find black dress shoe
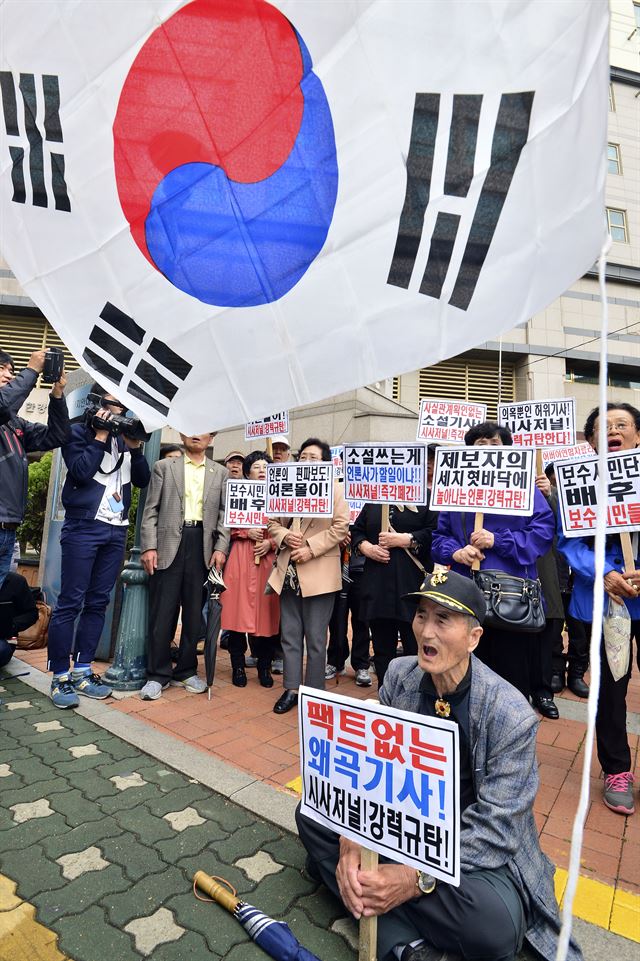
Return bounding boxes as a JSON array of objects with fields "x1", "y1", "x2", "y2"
[
  {"x1": 232, "y1": 667, "x2": 247, "y2": 688},
  {"x1": 273, "y1": 690, "x2": 298, "y2": 714},
  {"x1": 532, "y1": 695, "x2": 559, "y2": 720},
  {"x1": 401, "y1": 942, "x2": 462, "y2": 961},
  {"x1": 258, "y1": 666, "x2": 274, "y2": 688},
  {"x1": 567, "y1": 674, "x2": 589, "y2": 698},
  {"x1": 550, "y1": 672, "x2": 565, "y2": 694}
]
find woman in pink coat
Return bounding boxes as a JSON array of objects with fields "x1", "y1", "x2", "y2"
[{"x1": 221, "y1": 451, "x2": 280, "y2": 688}]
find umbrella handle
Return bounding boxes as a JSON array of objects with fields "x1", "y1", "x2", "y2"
[{"x1": 193, "y1": 872, "x2": 240, "y2": 913}]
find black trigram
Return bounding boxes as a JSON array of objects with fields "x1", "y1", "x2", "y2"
[
  {"x1": 388, "y1": 92, "x2": 534, "y2": 311},
  {"x1": 0, "y1": 71, "x2": 70, "y2": 212},
  {"x1": 83, "y1": 303, "x2": 192, "y2": 416}
]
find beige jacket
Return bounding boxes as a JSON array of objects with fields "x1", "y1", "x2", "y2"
[
  {"x1": 267, "y1": 482, "x2": 350, "y2": 597},
  {"x1": 140, "y1": 456, "x2": 230, "y2": 570}
]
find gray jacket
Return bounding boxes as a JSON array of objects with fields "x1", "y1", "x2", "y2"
[
  {"x1": 380, "y1": 655, "x2": 583, "y2": 961},
  {"x1": 140, "y1": 456, "x2": 230, "y2": 569}
]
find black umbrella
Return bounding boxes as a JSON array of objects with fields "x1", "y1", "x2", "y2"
[
  {"x1": 203, "y1": 567, "x2": 225, "y2": 699},
  {"x1": 194, "y1": 872, "x2": 322, "y2": 961}
]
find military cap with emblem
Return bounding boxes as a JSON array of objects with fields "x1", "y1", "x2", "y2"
[{"x1": 404, "y1": 569, "x2": 487, "y2": 624}]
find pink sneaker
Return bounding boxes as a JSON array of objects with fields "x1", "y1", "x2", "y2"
[{"x1": 603, "y1": 772, "x2": 635, "y2": 815}]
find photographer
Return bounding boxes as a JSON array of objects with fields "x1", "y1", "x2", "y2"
[
  {"x1": 47, "y1": 383, "x2": 150, "y2": 709},
  {"x1": 0, "y1": 347, "x2": 70, "y2": 588}
]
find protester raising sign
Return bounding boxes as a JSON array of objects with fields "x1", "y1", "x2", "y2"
[
  {"x1": 540, "y1": 443, "x2": 594, "y2": 472},
  {"x1": 330, "y1": 446, "x2": 344, "y2": 480},
  {"x1": 224, "y1": 480, "x2": 267, "y2": 528},
  {"x1": 244, "y1": 412, "x2": 289, "y2": 441},
  {"x1": 556, "y1": 450, "x2": 640, "y2": 537},
  {"x1": 431, "y1": 446, "x2": 535, "y2": 515},
  {"x1": 498, "y1": 399, "x2": 576, "y2": 448},
  {"x1": 416, "y1": 400, "x2": 487, "y2": 445},
  {"x1": 299, "y1": 687, "x2": 460, "y2": 885},
  {"x1": 344, "y1": 444, "x2": 426, "y2": 505},
  {"x1": 266, "y1": 463, "x2": 334, "y2": 516}
]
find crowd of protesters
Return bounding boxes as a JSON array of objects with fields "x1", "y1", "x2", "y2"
[{"x1": 0, "y1": 349, "x2": 637, "y2": 821}]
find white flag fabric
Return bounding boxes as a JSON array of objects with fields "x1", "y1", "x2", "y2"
[{"x1": 0, "y1": 0, "x2": 608, "y2": 431}]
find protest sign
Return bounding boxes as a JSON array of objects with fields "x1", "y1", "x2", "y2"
[
  {"x1": 540, "y1": 443, "x2": 594, "y2": 471},
  {"x1": 224, "y1": 480, "x2": 267, "y2": 528},
  {"x1": 498, "y1": 399, "x2": 576, "y2": 448},
  {"x1": 344, "y1": 445, "x2": 426, "y2": 505},
  {"x1": 330, "y1": 446, "x2": 344, "y2": 480},
  {"x1": 431, "y1": 446, "x2": 535, "y2": 515},
  {"x1": 416, "y1": 400, "x2": 487, "y2": 445},
  {"x1": 266, "y1": 463, "x2": 334, "y2": 516},
  {"x1": 556, "y1": 450, "x2": 640, "y2": 538},
  {"x1": 244, "y1": 411, "x2": 289, "y2": 441},
  {"x1": 299, "y1": 686, "x2": 460, "y2": 885},
  {"x1": 348, "y1": 500, "x2": 365, "y2": 525}
]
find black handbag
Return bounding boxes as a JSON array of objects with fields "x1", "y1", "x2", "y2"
[{"x1": 472, "y1": 570, "x2": 545, "y2": 633}]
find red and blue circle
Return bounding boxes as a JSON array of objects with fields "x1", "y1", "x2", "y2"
[{"x1": 113, "y1": 0, "x2": 338, "y2": 307}]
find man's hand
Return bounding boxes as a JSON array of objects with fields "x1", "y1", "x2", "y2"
[
  {"x1": 359, "y1": 864, "x2": 417, "y2": 917},
  {"x1": 535, "y1": 472, "x2": 551, "y2": 496},
  {"x1": 141, "y1": 549, "x2": 157, "y2": 576},
  {"x1": 211, "y1": 550, "x2": 226, "y2": 571},
  {"x1": 336, "y1": 838, "x2": 364, "y2": 918},
  {"x1": 284, "y1": 531, "x2": 304, "y2": 549},
  {"x1": 452, "y1": 545, "x2": 485, "y2": 567},
  {"x1": 27, "y1": 349, "x2": 47, "y2": 374},
  {"x1": 470, "y1": 529, "x2": 494, "y2": 550},
  {"x1": 50, "y1": 367, "x2": 67, "y2": 398},
  {"x1": 378, "y1": 531, "x2": 411, "y2": 550},
  {"x1": 361, "y1": 541, "x2": 390, "y2": 564},
  {"x1": 92, "y1": 407, "x2": 111, "y2": 443},
  {"x1": 291, "y1": 545, "x2": 313, "y2": 564},
  {"x1": 604, "y1": 570, "x2": 637, "y2": 604}
]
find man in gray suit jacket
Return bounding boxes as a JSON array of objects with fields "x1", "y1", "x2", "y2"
[
  {"x1": 139, "y1": 432, "x2": 230, "y2": 700},
  {"x1": 297, "y1": 571, "x2": 583, "y2": 961}
]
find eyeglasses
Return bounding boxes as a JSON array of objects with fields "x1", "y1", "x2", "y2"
[{"x1": 606, "y1": 421, "x2": 635, "y2": 432}]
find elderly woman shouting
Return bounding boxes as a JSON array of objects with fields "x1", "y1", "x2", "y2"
[{"x1": 267, "y1": 438, "x2": 350, "y2": 714}]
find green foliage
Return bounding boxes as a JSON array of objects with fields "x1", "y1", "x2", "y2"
[
  {"x1": 16, "y1": 452, "x2": 52, "y2": 554},
  {"x1": 127, "y1": 485, "x2": 140, "y2": 552}
]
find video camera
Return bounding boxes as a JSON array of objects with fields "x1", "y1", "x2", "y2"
[{"x1": 84, "y1": 393, "x2": 151, "y2": 443}]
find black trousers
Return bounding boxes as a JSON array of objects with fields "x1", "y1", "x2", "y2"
[
  {"x1": 582, "y1": 619, "x2": 639, "y2": 775},
  {"x1": 369, "y1": 618, "x2": 417, "y2": 686},
  {"x1": 147, "y1": 526, "x2": 207, "y2": 684},
  {"x1": 474, "y1": 624, "x2": 538, "y2": 701},
  {"x1": 296, "y1": 807, "x2": 525, "y2": 961},
  {"x1": 327, "y1": 573, "x2": 371, "y2": 672},
  {"x1": 227, "y1": 630, "x2": 275, "y2": 667},
  {"x1": 552, "y1": 594, "x2": 589, "y2": 677},
  {"x1": 529, "y1": 617, "x2": 563, "y2": 699}
]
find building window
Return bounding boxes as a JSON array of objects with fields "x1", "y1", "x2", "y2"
[
  {"x1": 417, "y1": 356, "x2": 515, "y2": 420},
  {"x1": 607, "y1": 208, "x2": 628, "y2": 243},
  {"x1": 608, "y1": 83, "x2": 615, "y2": 111},
  {"x1": 635, "y1": 2, "x2": 640, "y2": 28},
  {"x1": 607, "y1": 143, "x2": 621, "y2": 175},
  {"x1": 0, "y1": 313, "x2": 79, "y2": 386}
]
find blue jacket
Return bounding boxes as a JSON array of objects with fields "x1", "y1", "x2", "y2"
[
  {"x1": 60, "y1": 423, "x2": 150, "y2": 522},
  {"x1": 557, "y1": 530, "x2": 640, "y2": 622},
  {"x1": 432, "y1": 488, "x2": 555, "y2": 579},
  {"x1": 381, "y1": 655, "x2": 583, "y2": 961}
]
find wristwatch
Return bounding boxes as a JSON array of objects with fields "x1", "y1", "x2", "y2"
[{"x1": 416, "y1": 870, "x2": 436, "y2": 895}]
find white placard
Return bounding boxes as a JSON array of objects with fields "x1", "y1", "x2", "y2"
[
  {"x1": 266, "y1": 463, "x2": 334, "y2": 516},
  {"x1": 224, "y1": 480, "x2": 267, "y2": 528},
  {"x1": 244, "y1": 412, "x2": 289, "y2": 441},
  {"x1": 416, "y1": 400, "x2": 487, "y2": 445},
  {"x1": 299, "y1": 686, "x2": 460, "y2": 885},
  {"x1": 498, "y1": 398, "x2": 576, "y2": 448},
  {"x1": 344, "y1": 444, "x2": 426, "y2": 505},
  {"x1": 556, "y1": 450, "x2": 640, "y2": 538},
  {"x1": 540, "y1": 443, "x2": 594, "y2": 471},
  {"x1": 431, "y1": 446, "x2": 535, "y2": 515}
]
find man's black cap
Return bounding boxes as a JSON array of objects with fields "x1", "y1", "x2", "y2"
[{"x1": 405, "y1": 569, "x2": 486, "y2": 623}]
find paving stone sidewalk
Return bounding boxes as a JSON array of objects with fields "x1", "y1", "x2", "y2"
[{"x1": 0, "y1": 676, "x2": 361, "y2": 961}]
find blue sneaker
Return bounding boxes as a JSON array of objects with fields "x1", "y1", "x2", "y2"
[
  {"x1": 51, "y1": 674, "x2": 80, "y2": 709},
  {"x1": 71, "y1": 670, "x2": 112, "y2": 700}
]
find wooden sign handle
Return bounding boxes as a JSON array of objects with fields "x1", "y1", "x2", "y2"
[
  {"x1": 266, "y1": 437, "x2": 273, "y2": 459},
  {"x1": 381, "y1": 504, "x2": 390, "y2": 533},
  {"x1": 536, "y1": 449, "x2": 543, "y2": 476},
  {"x1": 471, "y1": 512, "x2": 484, "y2": 572},
  {"x1": 292, "y1": 517, "x2": 301, "y2": 534},
  {"x1": 620, "y1": 531, "x2": 635, "y2": 574},
  {"x1": 358, "y1": 848, "x2": 378, "y2": 961}
]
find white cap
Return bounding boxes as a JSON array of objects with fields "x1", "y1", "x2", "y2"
[{"x1": 270, "y1": 435, "x2": 290, "y2": 447}]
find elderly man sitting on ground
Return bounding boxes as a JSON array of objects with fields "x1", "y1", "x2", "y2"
[{"x1": 296, "y1": 570, "x2": 582, "y2": 961}]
